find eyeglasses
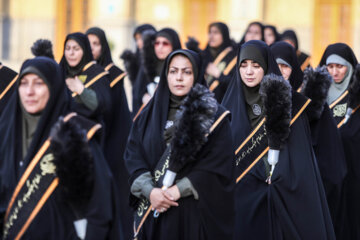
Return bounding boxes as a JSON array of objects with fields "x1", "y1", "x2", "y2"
[{"x1": 154, "y1": 40, "x2": 170, "y2": 47}]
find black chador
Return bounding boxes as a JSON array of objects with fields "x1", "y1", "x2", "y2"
[
  {"x1": 121, "y1": 24, "x2": 156, "y2": 86},
  {"x1": 132, "y1": 28, "x2": 181, "y2": 116},
  {"x1": 281, "y1": 30, "x2": 311, "y2": 71},
  {"x1": 201, "y1": 22, "x2": 237, "y2": 102},
  {"x1": 59, "y1": 32, "x2": 112, "y2": 137},
  {"x1": 124, "y1": 49, "x2": 235, "y2": 240},
  {"x1": 86, "y1": 26, "x2": 133, "y2": 239},
  {"x1": 239, "y1": 21, "x2": 264, "y2": 46},
  {"x1": 222, "y1": 40, "x2": 335, "y2": 240},
  {"x1": 271, "y1": 41, "x2": 347, "y2": 238},
  {"x1": 0, "y1": 57, "x2": 122, "y2": 239},
  {"x1": 319, "y1": 43, "x2": 360, "y2": 239},
  {"x1": 0, "y1": 63, "x2": 17, "y2": 115}
]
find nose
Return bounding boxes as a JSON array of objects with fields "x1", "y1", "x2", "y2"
[
  {"x1": 176, "y1": 71, "x2": 183, "y2": 81},
  {"x1": 25, "y1": 83, "x2": 35, "y2": 95},
  {"x1": 245, "y1": 65, "x2": 253, "y2": 75}
]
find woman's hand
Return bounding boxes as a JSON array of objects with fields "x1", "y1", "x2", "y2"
[
  {"x1": 150, "y1": 188, "x2": 178, "y2": 213},
  {"x1": 206, "y1": 63, "x2": 221, "y2": 78},
  {"x1": 165, "y1": 185, "x2": 180, "y2": 201},
  {"x1": 66, "y1": 76, "x2": 85, "y2": 95}
]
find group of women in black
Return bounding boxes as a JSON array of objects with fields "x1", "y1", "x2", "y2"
[{"x1": 0, "y1": 20, "x2": 359, "y2": 240}]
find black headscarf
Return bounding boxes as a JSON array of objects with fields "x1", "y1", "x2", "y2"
[
  {"x1": 281, "y1": 29, "x2": 299, "y2": 51},
  {"x1": 156, "y1": 28, "x2": 182, "y2": 51},
  {"x1": 270, "y1": 41, "x2": 304, "y2": 89},
  {"x1": 125, "y1": 49, "x2": 205, "y2": 182},
  {"x1": 222, "y1": 40, "x2": 281, "y2": 147},
  {"x1": 319, "y1": 43, "x2": 358, "y2": 68},
  {"x1": 207, "y1": 22, "x2": 232, "y2": 52},
  {"x1": 239, "y1": 22, "x2": 265, "y2": 45},
  {"x1": 133, "y1": 24, "x2": 156, "y2": 39},
  {"x1": 59, "y1": 32, "x2": 94, "y2": 78},
  {"x1": 86, "y1": 27, "x2": 113, "y2": 66},
  {"x1": 264, "y1": 24, "x2": 280, "y2": 44},
  {"x1": 0, "y1": 57, "x2": 69, "y2": 214}
]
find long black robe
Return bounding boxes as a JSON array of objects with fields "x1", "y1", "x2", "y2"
[
  {"x1": 0, "y1": 57, "x2": 122, "y2": 239},
  {"x1": 86, "y1": 27, "x2": 133, "y2": 239},
  {"x1": 0, "y1": 64, "x2": 17, "y2": 115},
  {"x1": 125, "y1": 49, "x2": 235, "y2": 240},
  {"x1": 201, "y1": 22, "x2": 237, "y2": 102},
  {"x1": 271, "y1": 41, "x2": 347, "y2": 238},
  {"x1": 59, "y1": 33, "x2": 112, "y2": 144},
  {"x1": 132, "y1": 28, "x2": 181, "y2": 116},
  {"x1": 222, "y1": 40, "x2": 335, "y2": 240},
  {"x1": 319, "y1": 43, "x2": 360, "y2": 239}
]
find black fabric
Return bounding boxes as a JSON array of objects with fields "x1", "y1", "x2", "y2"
[
  {"x1": 281, "y1": 30, "x2": 299, "y2": 50},
  {"x1": 59, "y1": 32, "x2": 94, "y2": 78},
  {"x1": 0, "y1": 65, "x2": 17, "y2": 115},
  {"x1": 86, "y1": 27, "x2": 113, "y2": 66},
  {"x1": 222, "y1": 40, "x2": 336, "y2": 240},
  {"x1": 270, "y1": 41, "x2": 304, "y2": 90},
  {"x1": 86, "y1": 26, "x2": 133, "y2": 239},
  {"x1": 264, "y1": 25, "x2": 280, "y2": 44},
  {"x1": 133, "y1": 24, "x2": 156, "y2": 39},
  {"x1": 319, "y1": 43, "x2": 358, "y2": 69},
  {"x1": 340, "y1": 108, "x2": 360, "y2": 239},
  {"x1": 59, "y1": 32, "x2": 112, "y2": 127},
  {"x1": 0, "y1": 57, "x2": 122, "y2": 239},
  {"x1": 200, "y1": 22, "x2": 237, "y2": 103},
  {"x1": 132, "y1": 28, "x2": 181, "y2": 115},
  {"x1": 239, "y1": 22, "x2": 264, "y2": 45},
  {"x1": 124, "y1": 49, "x2": 234, "y2": 239}
]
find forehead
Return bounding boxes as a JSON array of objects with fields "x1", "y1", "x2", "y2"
[
  {"x1": 156, "y1": 36, "x2": 170, "y2": 42},
  {"x1": 21, "y1": 73, "x2": 42, "y2": 81},
  {"x1": 249, "y1": 24, "x2": 261, "y2": 31},
  {"x1": 66, "y1": 39, "x2": 81, "y2": 47},
  {"x1": 87, "y1": 34, "x2": 100, "y2": 42},
  {"x1": 169, "y1": 55, "x2": 192, "y2": 68}
]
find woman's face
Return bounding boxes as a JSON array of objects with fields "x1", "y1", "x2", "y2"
[
  {"x1": 155, "y1": 36, "x2": 173, "y2": 60},
  {"x1": 135, "y1": 33, "x2": 144, "y2": 49},
  {"x1": 64, "y1": 39, "x2": 84, "y2": 67},
  {"x1": 245, "y1": 24, "x2": 262, "y2": 42},
  {"x1": 167, "y1": 55, "x2": 195, "y2": 97},
  {"x1": 239, "y1": 59, "x2": 265, "y2": 87},
  {"x1": 327, "y1": 63, "x2": 348, "y2": 83},
  {"x1": 208, "y1": 26, "x2": 223, "y2": 48},
  {"x1": 19, "y1": 73, "x2": 50, "y2": 114},
  {"x1": 87, "y1": 34, "x2": 102, "y2": 61},
  {"x1": 264, "y1": 28, "x2": 275, "y2": 45},
  {"x1": 278, "y1": 63, "x2": 292, "y2": 80}
]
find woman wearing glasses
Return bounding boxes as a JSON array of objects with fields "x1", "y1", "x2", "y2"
[{"x1": 132, "y1": 28, "x2": 181, "y2": 117}]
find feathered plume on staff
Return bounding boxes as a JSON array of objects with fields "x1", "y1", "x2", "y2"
[
  {"x1": 154, "y1": 83, "x2": 218, "y2": 217},
  {"x1": 260, "y1": 74, "x2": 292, "y2": 183}
]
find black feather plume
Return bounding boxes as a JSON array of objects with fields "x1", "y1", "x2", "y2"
[
  {"x1": 169, "y1": 84, "x2": 218, "y2": 172},
  {"x1": 141, "y1": 29, "x2": 158, "y2": 82},
  {"x1": 50, "y1": 117, "x2": 94, "y2": 209},
  {"x1": 120, "y1": 49, "x2": 139, "y2": 84},
  {"x1": 31, "y1": 39, "x2": 54, "y2": 59},
  {"x1": 302, "y1": 66, "x2": 332, "y2": 121},
  {"x1": 260, "y1": 74, "x2": 292, "y2": 149},
  {"x1": 185, "y1": 37, "x2": 201, "y2": 53},
  {"x1": 348, "y1": 64, "x2": 360, "y2": 109}
]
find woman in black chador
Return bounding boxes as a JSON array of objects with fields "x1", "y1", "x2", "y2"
[
  {"x1": 86, "y1": 26, "x2": 133, "y2": 239},
  {"x1": 200, "y1": 22, "x2": 237, "y2": 102},
  {"x1": 120, "y1": 24, "x2": 156, "y2": 87},
  {"x1": 132, "y1": 28, "x2": 181, "y2": 117},
  {"x1": 124, "y1": 49, "x2": 235, "y2": 240},
  {"x1": 0, "y1": 62, "x2": 17, "y2": 115},
  {"x1": 319, "y1": 43, "x2": 360, "y2": 239},
  {"x1": 239, "y1": 21, "x2": 264, "y2": 45},
  {"x1": 281, "y1": 29, "x2": 311, "y2": 71},
  {"x1": 222, "y1": 40, "x2": 335, "y2": 240},
  {"x1": 271, "y1": 41, "x2": 347, "y2": 238},
  {"x1": 264, "y1": 25, "x2": 280, "y2": 46},
  {"x1": 59, "y1": 32, "x2": 112, "y2": 137},
  {"x1": 0, "y1": 57, "x2": 122, "y2": 239}
]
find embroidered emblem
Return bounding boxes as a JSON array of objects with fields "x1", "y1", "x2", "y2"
[
  {"x1": 333, "y1": 103, "x2": 347, "y2": 117},
  {"x1": 252, "y1": 104, "x2": 262, "y2": 116},
  {"x1": 78, "y1": 75, "x2": 87, "y2": 83}
]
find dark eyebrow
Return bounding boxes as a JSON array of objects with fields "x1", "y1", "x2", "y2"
[{"x1": 169, "y1": 66, "x2": 192, "y2": 70}]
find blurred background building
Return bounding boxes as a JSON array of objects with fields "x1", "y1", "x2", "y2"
[{"x1": 1, "y1": 0, "x2": 359, "y2": 71}]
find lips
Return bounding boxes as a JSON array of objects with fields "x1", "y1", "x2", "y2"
[
  {"x1": 174, "y1": 85, "x2": 184, "y2": 89},
  {"x1": 25, "y1": 100, "x2": 38, "y2": 105},
  {"x1": 245, "y1": 78, "x2": 255, "y2": 82}
]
